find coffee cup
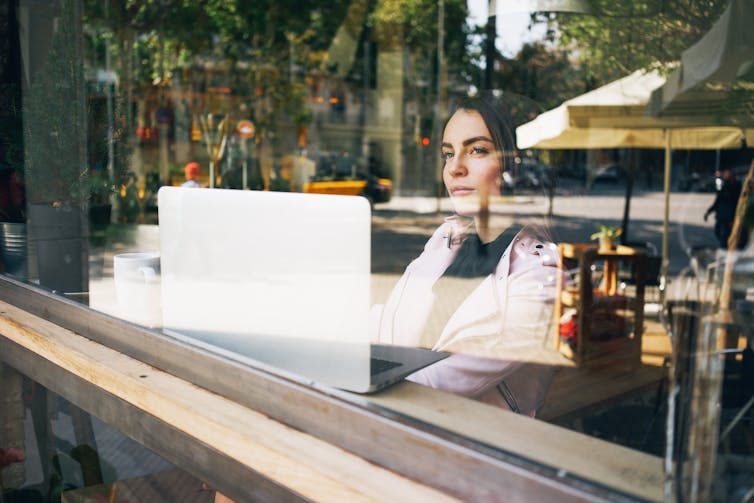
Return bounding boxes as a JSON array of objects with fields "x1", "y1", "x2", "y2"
[{"x1": 114, "y1": 252, "x2": 161, "y2": 327}]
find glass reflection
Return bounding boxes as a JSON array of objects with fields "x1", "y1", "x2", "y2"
[
  {"x1": 1, "y1": 0, "x2": 753, "y2": 499},
  {"x1": 0, "y1": 367, "x2": 208, "y2": 503},
  {"x1": 373, "y1": 94, "x2": 560, "y2": 416}
]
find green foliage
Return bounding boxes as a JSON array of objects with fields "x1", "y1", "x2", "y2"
[
  {"x1": 82, "y1": 0, "x2": 356, "y2": 155},
  {"x1": 88, "y1": 168, "x2": 116, "y2": 205},
  {"x1": 494, "y1": 41, "x2": 587, "y2": 118},
  {"x1": 23, "y1": 0, "x2": 89, "y2": 206},
  {"x1": 366, "y1": 0, "x2": 471, "y2": 85},
  {"x1": 367, "y1": 0, "x2": 468, "y2": 50},
  {"x1": 539, "y1": 1, "x2": 729, "y2": 86},
  {"x1": 590, "y1": 224, "x2": 622, "y2": 240},
  {"x1": 79, "y1": 0, "x2": 479, "y2": 188}
]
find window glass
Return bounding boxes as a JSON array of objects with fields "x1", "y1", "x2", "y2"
[
  {"x1": 0, "y1": 365, "x2": 213, "y2": 503},
  {"x1": 1, "y1": 0, "x2": 753, "y2": 499}
]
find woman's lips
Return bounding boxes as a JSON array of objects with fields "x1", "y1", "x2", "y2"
[{"x1": 450, "y1": 187, "x2": 475, "y2": 197}]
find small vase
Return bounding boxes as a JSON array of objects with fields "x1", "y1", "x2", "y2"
[{"x1": 599, "y1": 236, "x2": 613, "y2": 252}]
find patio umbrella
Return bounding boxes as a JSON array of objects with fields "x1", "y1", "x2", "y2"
[
  {"x1": 648, "y1": 0, "x2": 754, "y2": 129},
  {"x1": 643, "y1": 3, "x2": 754, "y2": 496},
  {"x1": 646, "y1": 0, "x2": 754, "y2": 287},
  {"x1": 515, "y1": 69, "x2": 751, "y2": 293},
  {"x1": 517, "y1": 70, "x2": 746, "y2": 150}
]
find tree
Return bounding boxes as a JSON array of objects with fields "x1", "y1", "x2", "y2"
[
  {"x1": 82, "y1": 0, "x2": 354, "y2": 187},
  {"x1": 25, "y1": 0, "x2": 88, "y2": 207},
  {"x1": 364, "y1": 0, "x2": 472, "y2": 191},
  {"x1": 495, "y1": 41, "x2": 586, "y2": 119},
  {"x1": 525, "y1": 2, "x2": 733, "y2": 239},
  {"x1": 537, "y1": 1, "x2": 730, "y2": 86},
  {"x1": 80, "y1": 0, "x2": 479, "y2": 195}
]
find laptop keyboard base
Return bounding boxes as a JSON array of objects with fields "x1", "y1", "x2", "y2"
[{"x1": 370, "y1": 357, "x2": 401, "y2": 376}]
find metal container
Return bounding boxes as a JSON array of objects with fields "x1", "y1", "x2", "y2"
[{"x1": 0, "y1": 221, "x2": 27, "y2": 278}]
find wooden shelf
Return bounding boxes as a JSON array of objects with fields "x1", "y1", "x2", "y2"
[
  {"x1": 555, "y1": 243, "x2": 648, "y2": 367},
  {"x1": 560, "y1": 289, "x2": 580, "y2": 306}
]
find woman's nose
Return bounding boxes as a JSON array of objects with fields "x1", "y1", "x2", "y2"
[{"x1": 446, "y1": 156, "x2": 467, "y2": 177}]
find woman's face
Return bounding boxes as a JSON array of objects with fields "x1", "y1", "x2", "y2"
[{"x1": 441, "y1": 109, "x2": 502, "y2": 217}]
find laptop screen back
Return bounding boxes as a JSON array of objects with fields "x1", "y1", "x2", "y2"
[{"x1": 158, "y1": 187, "x2": 372, "y2": 391}]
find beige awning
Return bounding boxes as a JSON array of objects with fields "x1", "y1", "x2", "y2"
[
  {"x1": 517, "y1": 69, "x2": 749, "y2": 150},
  {"x1": 515, "y1": 68, "x2": 751, "y2": 301}
]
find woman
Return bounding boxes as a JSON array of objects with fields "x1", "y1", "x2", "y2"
[{"x1": 372, "y1": 94, "x2": 561, "y2": 417}]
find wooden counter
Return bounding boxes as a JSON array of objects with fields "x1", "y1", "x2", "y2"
[{"x1": 0, "y1": 286, "x2": 665, "y2": 502}]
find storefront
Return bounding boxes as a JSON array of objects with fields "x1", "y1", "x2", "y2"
[{"x1": 1, "y1": 0, "x2": 752, "y2": 501}]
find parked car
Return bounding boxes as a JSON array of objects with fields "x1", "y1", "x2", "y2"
[
  {"x1": 678, "y1": 171, "x2": 717, "y2": 192},
  {"x1": 591, "y1": 164, "x2": 625, "y2": 184},
  {"x1": 503, "y1": 159, "x2": 545, "y2": 191},
  {"x1": 303, "y1": 172, "x2": 392, "y2": 205}
]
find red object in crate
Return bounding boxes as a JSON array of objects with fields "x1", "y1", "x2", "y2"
[{"x1": 559, "y1": 293, "x2": 628, "y2": 348}]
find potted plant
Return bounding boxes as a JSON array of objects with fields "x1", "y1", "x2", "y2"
[
  {"x1": 88, "y1": 166, "x2": 117, "y2": 227},
  {"x1": 590, "y1": 224, "x2": 622, "y2": 252},
  {"x1": 21, "y1": 0, "x2": 91, "y2": 293}
]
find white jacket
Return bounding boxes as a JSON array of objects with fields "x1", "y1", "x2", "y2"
[{"x1": 372, "y1": 215, "x2": 561, "y2": 416}]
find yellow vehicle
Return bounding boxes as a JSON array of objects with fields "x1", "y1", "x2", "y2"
[{"x1": 303, "y1": 173, "x2": 392, "y2": 204}]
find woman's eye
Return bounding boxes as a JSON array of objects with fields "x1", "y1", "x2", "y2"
[
  {"x1": 470, "y1": 146, "x2": 489, "y2": 155},
  {"x1": 441, "y1": 151, "x2": 453, "y2": 161}
]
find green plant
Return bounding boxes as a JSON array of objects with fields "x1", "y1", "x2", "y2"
[
  {"x1": 22, "y1": 0, "x2": 87, "y2": 207},
  {"x1": 88, "y1": 169, "x2": 117, "y2": 205},
  {"x1": 590, "y1": 224, "x2": 622, "y2": 241}
]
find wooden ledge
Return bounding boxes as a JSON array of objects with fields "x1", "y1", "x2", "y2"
[
  {"x1": 0, "y1": 298, "x2": 664, "y2": 502},
  {"x1": 0, "y1": 300, "x2": 455, "y2": 502},
  {"x1": 367, "y1": 382, "x2": 663, "y2": 501}
]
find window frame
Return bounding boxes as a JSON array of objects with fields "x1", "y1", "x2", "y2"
[{"x1": 0, "y1": 274, "x2": 663, "y2": 501}]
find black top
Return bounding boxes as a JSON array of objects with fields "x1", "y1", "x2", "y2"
[
  {"x1": 422, "y1": 225, "x2": 521, "y2": 346},
  {"x1": 441, "y1": 225, "x2": 521, "y2": 280},
  {"x1": 708, "y1": 178, "x2": 742, "y2": 222}
]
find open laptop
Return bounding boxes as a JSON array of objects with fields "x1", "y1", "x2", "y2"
[{"x1": 157, "y1": 186, "x2": 448, "y2": 393}]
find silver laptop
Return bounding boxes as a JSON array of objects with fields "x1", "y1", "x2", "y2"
[{"x1": 157, "y1": 186, "x2": 447, "y2": 393}]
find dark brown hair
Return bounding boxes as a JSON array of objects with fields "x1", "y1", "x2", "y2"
[{"x1": 446, "y1": 92, "x2": 515, "y2": 173}]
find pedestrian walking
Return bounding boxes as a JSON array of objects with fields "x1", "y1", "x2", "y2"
[{"x1": 705, "y1": 168, "x2": 748, "y2": 249}]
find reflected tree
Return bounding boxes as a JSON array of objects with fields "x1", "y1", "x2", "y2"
[
  {"x1": 80, "y1": 0, "x2": 484, "y2": 197},
  {"x1": 538, "y1": 1, "x2": 729, "y2": 86}
]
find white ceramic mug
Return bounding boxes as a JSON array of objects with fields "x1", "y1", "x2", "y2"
[{"x1": 114, "y1": 252, "x2": 161, "y2": 327}]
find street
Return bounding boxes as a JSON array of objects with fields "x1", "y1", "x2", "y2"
[
  {"x1": 86, "y1": 188, "x2": 724, "y2": 310},
  {"x1": 372, "y1": 188, "x2": 720, "y2": 276}
]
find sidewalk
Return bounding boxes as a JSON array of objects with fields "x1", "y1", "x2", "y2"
[
  {"x1": 374, "y1": 194, "x2": 691, "y2": 276},
  {"x1": 89, "y1": 193, "x2": 697, "y2": 304},
  {"x1": 374, "y1": 194, "x2": 540, "y2": 213}
]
